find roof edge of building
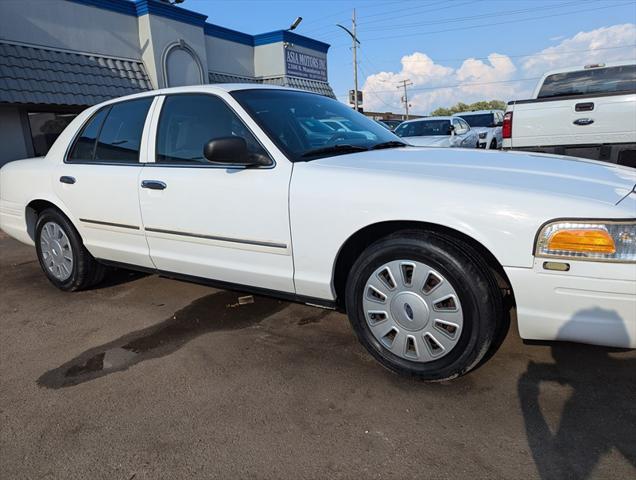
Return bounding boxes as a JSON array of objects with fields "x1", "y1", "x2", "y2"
[{"x1": 67, "y1": 0, "x2": 330, "y2": 52}]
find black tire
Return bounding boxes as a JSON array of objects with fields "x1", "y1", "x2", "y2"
[
  {"x1": 345, "y1": 230, "x2": 503, "y2": 381},
  {"x1": 35, "y1": 208, "x2": 105, "y2": 291},
  {"x1": 489, "y1": 139, "x2": 498, "y2": 150}
]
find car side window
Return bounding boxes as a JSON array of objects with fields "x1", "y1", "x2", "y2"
[
  {"x1": 156, "y1": 94, "x2": 271, "y2": 165},
  {"x1": 67, "y1": 97, "x2": 152, "y2": 164},
  {"x1": 94, "y1": 98, "x2": 153, "y2": 164},
  {"x1": 67, "y1": 108, "x2": 109, "y2": 162}
]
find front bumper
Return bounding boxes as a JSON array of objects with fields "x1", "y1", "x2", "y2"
[{"x1": 505, "y1": 259, "x2": 636, "y2": 348}]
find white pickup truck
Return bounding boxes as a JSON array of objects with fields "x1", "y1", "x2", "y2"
[{"x1": 502, "y1": 62, "x2": 636, "y2": 167}]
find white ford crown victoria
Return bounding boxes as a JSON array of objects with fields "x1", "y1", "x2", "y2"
[{"x1": 1, "y1": 85, "x2": 635, "y2": 381}]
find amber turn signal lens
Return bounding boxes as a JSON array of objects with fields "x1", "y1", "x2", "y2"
[{"x1": 547, "y1": 229, "x2": 616, "y2": 254}]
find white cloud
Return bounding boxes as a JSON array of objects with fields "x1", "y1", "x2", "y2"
[
  {"x1": 359, "y1": 23, "x2": 636, "y2": 115},
  {"x1": 522, "y1": 24, "x2": 636, "y2": 75},
  {"x1": 361, "y1": 53, "x2": 518, "y2": 114}
]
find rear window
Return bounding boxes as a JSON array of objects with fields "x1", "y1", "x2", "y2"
[
  {"x1": 396, "y1": 120, "x2": 451, "y2": 137},
  {"x1": 538, "y1": 65, "x2": 636, "y2": 99},
  {"x1": 456, "y1": 113, "x2": 494, "y2": 128}
]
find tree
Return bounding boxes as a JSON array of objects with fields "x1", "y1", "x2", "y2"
[{"x1": 430, "y1": 100, "x2": 506, "y2": 116}]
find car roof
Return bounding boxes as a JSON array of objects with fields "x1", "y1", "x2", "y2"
[
  {"x1": 87, "y1": 83, "x2": 311, "y2": 108},
  {"x1": 453, "y1": 110, "x2": 502, "y2": 116},
  {"x1": 400, "y1": 116, "x2": 452, "y2": 124}
]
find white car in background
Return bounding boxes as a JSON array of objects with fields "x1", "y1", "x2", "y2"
[
  {"x1": 395, "y1": 116, "x2": 480, "y2": 148},
  {"x1": 453, "y1": 110, "x2": 504, "y2": 149},
  {"x1": 1, "y1": 85, "x2": 635, "y2": 382},
  {"x1": 320, "y1": 118, "x2": 375, "y2": 140}
]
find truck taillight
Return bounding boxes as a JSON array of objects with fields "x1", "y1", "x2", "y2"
[{"x1": 502, "y1": 112, "x2": 513, "y2": 139}]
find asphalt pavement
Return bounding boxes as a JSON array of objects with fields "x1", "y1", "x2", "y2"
[{"x1": 1, "y1": 234, "x2": 634, "y2": 479}]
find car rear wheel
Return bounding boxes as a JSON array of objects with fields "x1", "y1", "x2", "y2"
[
  {"x1": 35, "y1": 208, "x2": 105, "y2": 291},
  {"x1": 345, "y1": 230, "x2": 502, "y2": 381}
]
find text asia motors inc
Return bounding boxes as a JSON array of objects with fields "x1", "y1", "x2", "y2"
[{"x1": 285, "y1": 48, "x2": 328, "y2": 83}]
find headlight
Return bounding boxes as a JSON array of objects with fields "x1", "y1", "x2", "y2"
[
  {"x1": 535, "y1": 220, "x2": 636, "y2": 262},
  {"x1": 478, "y1": 132, "x2": 487, "y2": 139}
]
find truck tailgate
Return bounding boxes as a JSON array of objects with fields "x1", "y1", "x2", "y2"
[{"x1": 509, "y1": 93, "x2": 636, "y2": 148}]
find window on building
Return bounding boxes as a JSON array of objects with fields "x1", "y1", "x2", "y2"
[
  {"x1": 156, "y1": 94, "x2": 270, "y2": 165},
  {"x1": 94, "y1": 98, "x2": 153, "y2": 163},
  {"x1": 27, "y1": 112, "x2": 78, "y2": 157}
]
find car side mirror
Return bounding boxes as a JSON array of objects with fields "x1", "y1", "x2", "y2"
[
  {"x1": 203, "y1": 137, "x2": 268, "y2": 166},
  {"x1": 448, "y1": 125, "x2": 455, "y2": 135}
]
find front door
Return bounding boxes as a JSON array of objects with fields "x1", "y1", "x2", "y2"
[
  {"x1": 53, "y1": 97, "x2": 155, "y2": 268},
  {"x1": 138, "y1": 93, "x2": 294, "y2": 293}
]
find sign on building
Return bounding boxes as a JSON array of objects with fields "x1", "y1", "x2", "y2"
[{"x1": 285, "y1": 48, "x2": 328, "y2": 82}]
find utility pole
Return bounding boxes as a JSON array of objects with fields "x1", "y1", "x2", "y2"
[
  {"x1": 337, "y1": 10, "x2": 361, "y2": 111},
  {"x1": 397, "y1": 79, "x2": 413, "y2": 120},
  {"x1": 352, "y1": 9, "x2": 359, "y2": 112}
]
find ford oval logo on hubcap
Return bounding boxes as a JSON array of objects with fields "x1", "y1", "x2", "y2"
[{"x1": 404, "y1": 303, "x2": 414, "y2": 321}]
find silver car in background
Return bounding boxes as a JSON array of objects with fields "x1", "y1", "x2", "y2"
[
  {"x1": 453, "y1": 110, "x2": 504, "y2": 149},
  {"x1": 395, "y1": 116, "x2": 479, "y2": 148}
]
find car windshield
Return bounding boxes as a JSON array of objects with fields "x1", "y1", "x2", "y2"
[
  {"x1": 456, "y1": 113, "x2": 493, "y2": 128},
  {"x1": 395, "y1": 119, "x2": 451, "y2": 137},
  {"x1": 231, "y1": 89, "x2": 402, "y2": 161}
]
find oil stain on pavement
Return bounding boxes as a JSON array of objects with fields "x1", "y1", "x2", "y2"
[{"x1": 38, "y1": 291, "x2": 288, "y2": 389}]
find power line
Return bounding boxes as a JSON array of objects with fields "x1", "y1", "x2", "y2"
[
  {"x1": 358, "y1": 61, "x2": 397, "y2": 110},
  {"x1": 302, "y1": 0, "x2": 473, "y2": 35},
  {"x1": 382, "y1": 44, "x2": 636, "y2": 64},
  {"x1": 300, "y1": 0, "x2": 411, "y2": 32},
  {"x1": 340, "y1": 76, "x2": 542, "y2": 97},
  {"x1": 360, "y1": 0, "x2": 581, "y2": 32},
  {"x1": 330, "y1": 1, "x2": 634, "y2": 47},
  {"x1": 358, "y1": 0, "x2": 457, "y2": 23}
]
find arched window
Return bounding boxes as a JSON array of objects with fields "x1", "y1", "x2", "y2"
[{"x1": 162, "y1": 40, "x2": 204, "y2": 87}]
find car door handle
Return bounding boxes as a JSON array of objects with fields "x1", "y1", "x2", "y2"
[
  {"x1": 575, "y1": 102, "x2": 594, "y2": 112},
  {"x1": 141, "y1": 180, "x2": 167, "y2": 190},
  {"x1": 573, "y1": 118, "x2": 594, "y2": 126},
  {"x1": 59, "y1": 176, "x2": 76, "y2": 184}
]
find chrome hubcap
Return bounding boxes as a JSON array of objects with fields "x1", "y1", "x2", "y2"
[
  {"x1": 40, "y1": 222, "x2": 73, "y2": 281},
  {"x1": 362, "y1": 260, "x2": 463, "y2": 362}
]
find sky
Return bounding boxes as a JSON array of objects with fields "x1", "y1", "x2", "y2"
[{"x1": 187, "y1": 0, "x2": 636, "y2": 115}]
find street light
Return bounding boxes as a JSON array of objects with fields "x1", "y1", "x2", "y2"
[
  {"x1": 336, "y1": 9, "x2": 360, "y2": 112},
  {"x1": 288, "y1": 17, "x2": 303, "y2": 31}
]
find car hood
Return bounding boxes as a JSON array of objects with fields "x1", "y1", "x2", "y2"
[
  {"x1": 402, "y1": 136, "x2": 451, "y2": 147},
  {"x1": 311, "y1": 147, "x2": 636, "y2": 206}
]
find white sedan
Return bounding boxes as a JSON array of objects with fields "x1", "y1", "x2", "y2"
[
  {"x1": 1, "y1": 85, "x2": 634, "y2": 381},
  {"x1": 395, "y1": 116, "x2": 480, "y2": 148}
]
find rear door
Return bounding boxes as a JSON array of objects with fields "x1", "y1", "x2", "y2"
[
  {"x1": 138, "y1": 93, "x2": 294, "y2": 292},
  {"x1": 54, "y1": 97, "x2": 155, "y2": 267}
]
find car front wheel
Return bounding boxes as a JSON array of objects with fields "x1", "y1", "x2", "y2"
[
  {"x1": 35, "y1": 208, "x2": 105, "y2": 291},
  {"x1": 345, "y1": 231, "x2": 502, "y2": 381}
]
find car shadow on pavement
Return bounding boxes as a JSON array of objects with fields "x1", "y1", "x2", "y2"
[
  {"x1": 517, "y1": 308, "x2": 636, "y2": 479},
  {"x1": 91, "y1": 268, "x2": 150, "y2": 289},
  {"x1": 37, "y1": 290, "x2": 290, "y2": 389}
]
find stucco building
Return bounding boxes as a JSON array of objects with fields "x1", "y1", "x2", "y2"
[{"x1": 0, "y1": 0, "x2": 334, "y2": 165}]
